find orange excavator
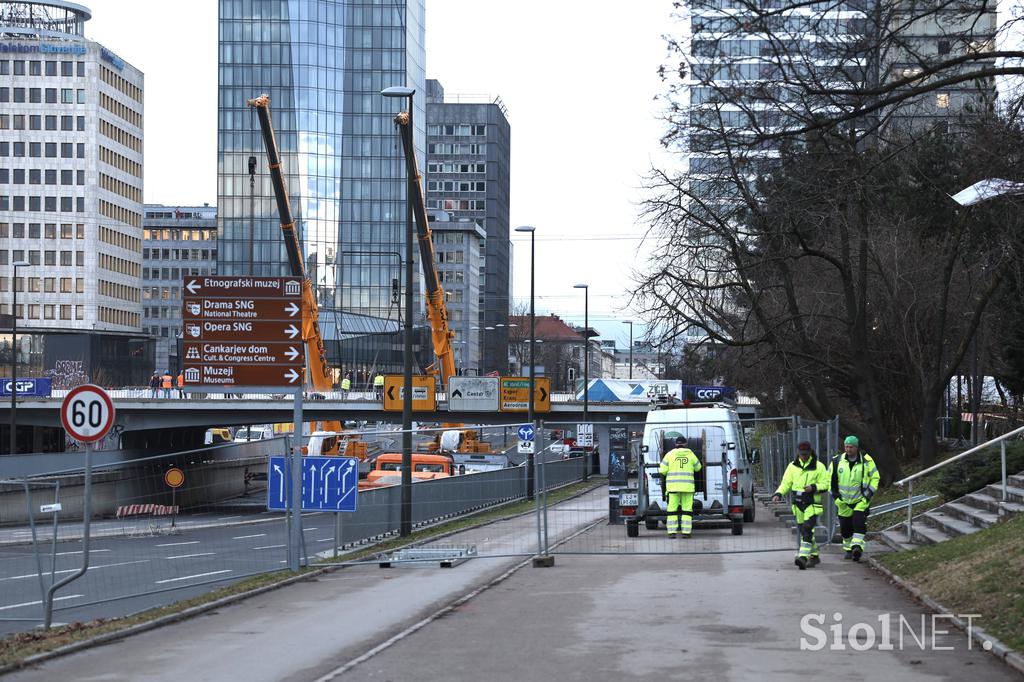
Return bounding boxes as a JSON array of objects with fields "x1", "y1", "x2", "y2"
[{"x1": 247, "y1": 94, "x2": 366, "y2": 460}]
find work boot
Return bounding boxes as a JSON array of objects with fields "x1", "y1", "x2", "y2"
[
  {"x1": 843, "y1": 551, "x2": 852, "y2": 560},
  {"x1": 795, "y1": 556, "x2": 808, "y2": 570},
  {"x1": 680, "y1": 533, "x2": 691, "y2": 539},
  {"x1": 808, "y1": 555, "x2": 821, "y2": 568},
  {"x1": 668, "y1": 533, "x2": 677, "y2": 538},
  {"x1": 851, "y1": 546, "x2": 863, "y2": 562}
]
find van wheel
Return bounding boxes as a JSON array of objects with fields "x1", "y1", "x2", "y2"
[
  {"x1": 743, "y1": 498, "x2": 755, "y2": 523},
  {"x1": 627, "y1": 521, "x2": 639, "y2": 537},
  {"x1": 731, "y1": 521, "x2": 743, "y2": 536},
  {"x1": 645, "y1": 518, "x2": 659, "y2": 531}
]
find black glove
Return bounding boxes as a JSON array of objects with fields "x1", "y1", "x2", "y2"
[{"x1": 799, "y1": 490, "x2": 814, "y2": 507}]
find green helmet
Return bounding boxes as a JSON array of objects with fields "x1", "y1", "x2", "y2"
[{"x1": 844, "y1": 435, "x2": 859, "y2": 447}]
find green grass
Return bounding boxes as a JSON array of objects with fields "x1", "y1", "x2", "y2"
[
  {"x1": 0, "y1": 480, "x2": 603, "y2": 669},
  {"x1": 878, "y1": 514, "x2": 1024, "y2": 651}
]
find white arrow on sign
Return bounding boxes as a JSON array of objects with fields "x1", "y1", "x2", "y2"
[
  {"x1": 285, "y1": 324, "x2": 300, "y2": 339},
  {"x1": 323, "y1": 465, "x2": 336, "y2": 500},
  {"x1": 285, "y1": 346, "x2": 301, "y2": 362},
  {"x1": 186, "y1": 279, "x2": 201, "y2": 294},
  {"x1": 285, "y1": 302, "x2": 300, "y2": 317},
  {"x1": 307, "y1": 462, "x2": 318, "y2": 504},
  {"x1": 273, "y1": 464, "x2": 284, "y2": 502},
  {"x1": 285, "y1": 368, "x2": 300, "y2": 384}
]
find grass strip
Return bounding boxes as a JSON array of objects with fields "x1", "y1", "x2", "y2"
[
  {"x1": 0, "y1": 479, "x2": 602, "y2": 668},
  {"x1": 877, "y1": 514, "x2": 1024, "y2": 652}
]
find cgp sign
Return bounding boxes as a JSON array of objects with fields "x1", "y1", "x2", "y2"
[
  {"x1": 60, "y1": 384, "x2": 115, "y2": 443},
  {"x1": 688, "y1": 386, "x2": 737, "y2": 401},
  {"x1": 1, "y1": 377, "x2": 52, "y2": 397}
]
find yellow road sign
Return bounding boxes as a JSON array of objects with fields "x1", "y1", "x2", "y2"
[
  {"x1": 164, "y1": 467, "x2": 185, "y2": 489},
  {"x1": 499, "y1": 377, "x2": 550, "y2": 413},
  {"x1": 383, "y1": 375, "x2": 437, "y2": 412}
]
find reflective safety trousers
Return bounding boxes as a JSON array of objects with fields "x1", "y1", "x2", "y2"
[{"x1": 659, "y1": 447, "x2": 702, "y2": 493}]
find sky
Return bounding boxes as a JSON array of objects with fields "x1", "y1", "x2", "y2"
[{"x1": 81, "y1": 0, "x2": 678, "y2": 351}]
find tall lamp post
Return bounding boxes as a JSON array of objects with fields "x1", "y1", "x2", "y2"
[
  {"x1": 515, "y1": 225, "x2": 536, "y2": 498},
  {"x1": 382, "y1": 85, "x2": 416, "y2": 536},
  {"x1": 622, "y1": 320, "x2": 633, "y2": 380},
  {"x1": 10, "y1": 260, "x2": 29, "y2": 455},
  {"x1": 573, "y1": 283, "x2": 589, "y2": 478}
]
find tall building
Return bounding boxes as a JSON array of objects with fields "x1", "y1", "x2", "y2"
[
  {"x1": 216, "y1": 0, "x2": 426, "y2": 326},
  {"x1": 0, "y1": 1, "x2": 151, "y2": 396},
  {"x1": 425, "y1": 79, "x2": 511, "y2": 375},
  {"x1": 142, "y1": 204, "x2": 218, "y2": 373},
  {"x1": 427, "y1": 208, "x2": 483, "y2": 371}
]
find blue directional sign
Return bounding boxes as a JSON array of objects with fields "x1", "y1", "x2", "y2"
[
  {"x1": 517, "y1": 424, "x2": 535, "y2": 442},
  {"x1": 267, "y1": 455, "x2": 359, "y2": 512}
]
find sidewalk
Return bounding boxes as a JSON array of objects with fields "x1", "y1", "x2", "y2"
[{"x1": 6, "y1": 491, "x2": 1016, "y2": 682}]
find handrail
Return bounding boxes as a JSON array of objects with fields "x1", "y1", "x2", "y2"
[{"x1": 895, "y1": 423, "x2": 1024, "y2": 486}]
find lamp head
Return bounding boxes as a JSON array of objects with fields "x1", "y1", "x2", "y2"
[
  {"x1": 381, "y1": 86, "x2": 415, "y2": 99},
  {"x1": 514, "y1": 226, "x2": 536, "y2": 233}
]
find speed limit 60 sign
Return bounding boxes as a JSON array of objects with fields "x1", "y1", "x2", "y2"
[{"x1": 60, "y1": 384, "x2": 115, "y2": 443}]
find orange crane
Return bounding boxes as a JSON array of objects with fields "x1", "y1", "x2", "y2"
[{"x1": 247, "y1": 94, "x2": 365, "y2": 459}]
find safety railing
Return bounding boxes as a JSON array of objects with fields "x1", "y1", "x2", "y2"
[{"x1": 895, "y1": 423, "x2": 1024, "y2": 542}]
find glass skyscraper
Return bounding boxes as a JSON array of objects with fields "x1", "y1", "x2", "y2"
[{"x1": 217, "y1": 0, "x2": 426, "y2": 323}]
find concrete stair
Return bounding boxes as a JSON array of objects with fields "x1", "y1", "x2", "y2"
[{"x1": 882, "y1": 469, "x2": 1024, "y2": 550}]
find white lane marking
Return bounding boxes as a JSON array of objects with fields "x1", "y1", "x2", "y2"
[
  {"x1": 316, "y1": 538, "x2": 333, "y2": 542},
  {"x1": 155, "y1": 569, "x2": 232, "y2": 584},
  {"x1": 0, "y1": 560, "x2": 149, "y2": 582},
  {"x1": 252, "y1": 544, "x2": 285, "y2": 550},
  {"x1": 302, "y1": 528, "x2": 318, "y2": 532},
  {"x1": 155, "y1": 541, "x2": 200, "y2": 547},
  {"x1": 55, "y1": 549, "x2": 112, "y2": 556},
  {"x1": 0, "y1": 594, "x2": 83, "y2": 611},
  {"x1": 232, "y1": 533, "x2": 266, "y2": 540},
  {"x1": 165, "y1": 552, "x2": 216, "y2": 560}
]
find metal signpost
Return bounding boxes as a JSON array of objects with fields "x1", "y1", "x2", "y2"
[
  {"x1": 164, "y1": 467, "x2": 185, "y2": 528},
  {"x1": 46, "y1": 385, "x2": 114, "y2": 629}
]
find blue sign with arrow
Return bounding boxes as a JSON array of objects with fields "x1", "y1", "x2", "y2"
[
  {"x1": 517, "y1": 424, "x2": 535, "y2": 442},
  {"x1": 267, "y1": 455, "x2": 359, "y2": 512}
]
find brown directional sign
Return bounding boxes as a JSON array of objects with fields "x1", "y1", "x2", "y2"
[
  {"x1": 183, "y1": 342, "x2": 304, "y2": 366},
  {"x1": 182, "y1": 364, "x2": 304, "y2": 387},
  {"x1": 180, "y1": 276, "x2": 307, "y2": 388},
  {"x1": 183, "y1": 276, "x2": 304, "y2": 299},
  {"x1": 181, "y1": 319, "x2": 302, "y2": 343},
  {"x1": 182, "y1": 297, "x2": 302, "y2": 321}
]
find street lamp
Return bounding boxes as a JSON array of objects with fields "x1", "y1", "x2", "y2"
[
  {"x1": 515, "y1": 225, "x2": 536, "y2": 499},
  {"x1": 382, "y1": 84, "x2": 416, "y2": 537},
  {"x1": 10, "y1": 260, "x2": 29, "y2": 455},
  {"x1": 574, "y1": 283, "x2": 589, "y2": 479},
  {"x1": 622, "y1": 320, "x2": 634, "y2": 380}
]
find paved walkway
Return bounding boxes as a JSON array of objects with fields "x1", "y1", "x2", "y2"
[{"x1": 6, "y1": 491, "x2": 1015, "y2": 682}]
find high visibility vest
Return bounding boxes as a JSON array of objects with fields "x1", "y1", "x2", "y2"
[
  {"x1": 161, "y1": 374, "x2": 172, "y2": 389},
  {"x1": 659, "y1": 447, "x2": 702, "y2": 493},
  {"x1": 341, "y1": 378, "x2": 351, "y2": 391},
  {"x1": 373, "y1": 375, "x2": 385, "y2": 387},
  {"x1": 176, "y1": 374, "x2": 184, "y2": 388},
  {"x1": 829, "y1": 452, "x2": 880, "y2": 504},
  {"x1": 775, "y1": 456, "x2": 829, "y2": 508}
]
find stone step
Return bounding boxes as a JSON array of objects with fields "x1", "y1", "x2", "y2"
[
  {"x1": 959, "y1": 492, "x2": 1024, "y2": 517},
  {"x1": 919, "y1": 511, "x2": 982, "y2": 538},
  {"x1": 982, "y1": 484, "x2": 1024, "y2": 505},
  {"x1": 1008, "y1": 473, "x2": 1024, "y2": 488},
  {"x1": 942, "y1": 501, "x2": 1000, "y2": 529},
  {"x1": 880, "y1": 529, "x2": 919, "y2": 552},
  {"x1": 910, "y1": 523, "x2": 951, "y2": 545}
]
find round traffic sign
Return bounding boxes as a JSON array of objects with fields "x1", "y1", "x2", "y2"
[
  {"x1": 60, "y1": 384, "x2": 115, "y2": 443},
  {"x1": 164, "y1": 467, "x2": 185, "y2": 489}
]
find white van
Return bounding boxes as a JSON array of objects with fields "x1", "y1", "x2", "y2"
[
  {"x1": 622, "y1": 402, "x2": 755, "y2": 536},
  {"x1": 234, "y1": 425, "x2": 275, "y2": 442}
]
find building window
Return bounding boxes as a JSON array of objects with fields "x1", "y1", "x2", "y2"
[
  {"x1": 936, "y1": 93, "x2": 950, "y2": 108},
  {"x1": 61, "y1": 88, "x2": 74, "y2": 104}
]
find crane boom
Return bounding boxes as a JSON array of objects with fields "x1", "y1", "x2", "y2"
[
  {"x1": 246, "y1": 95, "x2": 332, "y2": 392},
  {"x1": 394, "y1": 110, "x2": 458, "y2": 385}
]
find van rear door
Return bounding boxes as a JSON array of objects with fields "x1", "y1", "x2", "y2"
[{"x1": 685, "y1": 425, "x2": 728, "y2": 511}]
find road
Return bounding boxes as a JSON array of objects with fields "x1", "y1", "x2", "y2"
[
  {"x1": 6, "y1": 490, "x2": 1012, "y2": 681},
  {"x1": 0, "y1": 507, "x2": 328, "y2": 636}
]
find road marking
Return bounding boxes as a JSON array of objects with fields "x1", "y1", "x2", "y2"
[
  {"x1": 217, "y1": 516, "x2": 242, "y2": 521},
  {"x1": 55, "y1": 549, "x2": 112, "y2": 556},
  {"x1": 252, "y1": 544, "x2": 285, "y2": 550},
  {"x1": 302, "y1": 527, "x2": 319, "y2": 532},
  {"x1": 316, "y1": 538, "x2": 334, "y2": 542},
  {"x1": 0, "y1": 560, "x2": 149, "y2": 582},
  {"x1": 155, "y1": 541, "x2": 200, "y2": 547},
  {"x1": 165, "y1": 552, "x2": 216, "y2": 560},
  {"x1": 156, "y1": 569, "x2": 232, "y2": 584},
  {"x1": 0, "y1": 594, "x2": 83, "y2": 612},
  {"x1": 232, "y1": 533, "x2": 266, "y2": 540}
]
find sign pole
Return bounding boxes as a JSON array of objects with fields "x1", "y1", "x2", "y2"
[
  {"x1": 289, "y1": 388, "x2": 303, "y2": 571},
  {"x1": 44, "y1": 441, "x2": 91, "y2": 630},
  {"x1": 171, "y1": 486, "x2": 176, "y2": 528}
]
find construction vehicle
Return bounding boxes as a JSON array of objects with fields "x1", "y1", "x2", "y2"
[
  {"x1": 358, "y1": 452, "x2": 454, "y2": 490},
  {"x1": 247, "y1": 94, "x2": 366, "y2": 461},
  {"x1": 390, "y1": 106, "x2": 498, "y2": 459}
]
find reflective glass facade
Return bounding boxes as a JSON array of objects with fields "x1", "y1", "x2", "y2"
[{"x1": 217, "y1": 0, "x2": 426, "y2": 321}]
